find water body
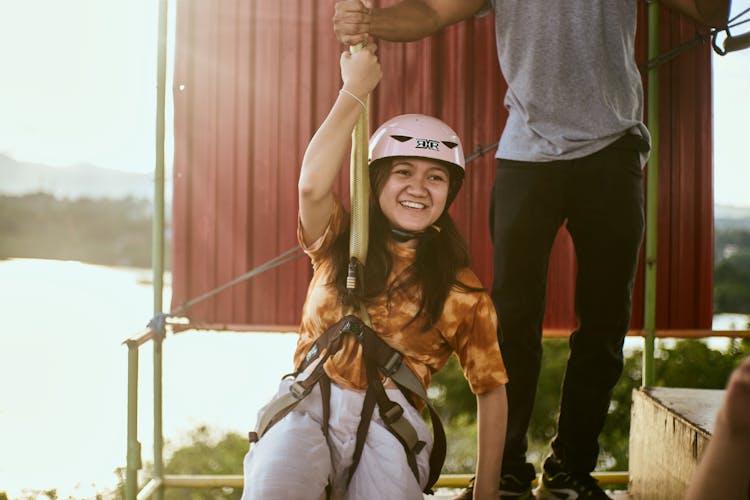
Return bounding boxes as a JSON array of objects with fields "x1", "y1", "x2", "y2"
[{"x1": 0, "y1": 259, "x2": 297, "y2": 498}]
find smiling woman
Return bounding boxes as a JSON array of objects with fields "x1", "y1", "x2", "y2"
[{"x1": 240, "y1": 43, "x2": 509, "y2": 500}]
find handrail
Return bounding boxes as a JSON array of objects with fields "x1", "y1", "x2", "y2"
[
  {"x1": 125, "y1": 324, "x2": 747, "y2": 499},
  {"x1": 129, "y1": 322, "x2": 750, "y2": 340},
  {"x1": 136, "y1": 479, "x2": 162, "y2": 500},
  {"x1": 133, "y1": 471, "x2": 629, "y2": 492}
]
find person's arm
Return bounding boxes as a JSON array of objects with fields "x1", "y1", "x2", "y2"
[
  {"x1": 685, "y1": 356, "x2": 750, "y2": 500},
  {"x1": 473, "y1": 384, "x2": 507, "y2": 500},
  {"x1": 297, "y1": 44, "x2": 382, "y2": 245},
  {"x1": 333, "y1": 0, "x2": 487, "y2": 45},
  {"x1": 660, "y1": 0, "x2": 731, "y2": 28}
]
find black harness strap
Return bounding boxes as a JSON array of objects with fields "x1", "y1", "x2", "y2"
[
  {"x1": 351, "y1": 316, "x2": 446, "y2": 492},
  {"x1": 249, "y1": 319, "x2": 349, "y2": 444},
  {"x1": 364, "y1": 352, "x2": 422, "y2": 479},
  {"x1": 319, "y1": 375, "x2": 333, "y2": 500},
  {"x1": 346, "y1": 383, "x2": 377, "y2": 485}
]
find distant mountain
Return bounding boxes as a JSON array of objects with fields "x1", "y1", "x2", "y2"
[
  {"x1": 716, "y1": 204, "x2": 750, "y2": 231},
  {"x1": 0, "y1": 152, "x2": 746, "y2": 228},
  {"x1": 0, "y1": 153, "x2": 170, "y2": 201}
]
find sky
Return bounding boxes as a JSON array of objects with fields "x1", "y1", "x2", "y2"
[
  {"x1": 0, "y1": 0, "x2": 164, "y2": 173},
  {"x1": 0, "y1": 0, "x2": 747, "y2": 193}
]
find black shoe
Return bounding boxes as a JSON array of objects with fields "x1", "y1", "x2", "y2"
[
  {"x1": 537, "y1": 456, "x2": 611, "y2": 499},
  {"x1": 499, "y1": 472, "x2": 534, "y2": 499},
  {"x1": 450, "y1": 474, "x2": 534, "y2": 500}
]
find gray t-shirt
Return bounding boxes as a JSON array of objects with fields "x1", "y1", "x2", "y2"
[{"x1": 486, "y1": 0, "x2": 650, "y2": 163}]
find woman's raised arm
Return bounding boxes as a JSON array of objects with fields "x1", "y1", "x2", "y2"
[{"x1": 298, "y1": 44, "x2": 382, "y2": 245}]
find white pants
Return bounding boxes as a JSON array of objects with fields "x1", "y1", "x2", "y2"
[{"x1": 241, "y1": 378, "x2": 432, "y2": 500}]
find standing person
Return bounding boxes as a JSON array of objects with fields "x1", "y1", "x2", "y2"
[
  {"x1": 241, "y1": 44, "x2": 509, "y2": 500},
  {"x1": 333, "y1": 1, "x2": 731, "y2": 499}
]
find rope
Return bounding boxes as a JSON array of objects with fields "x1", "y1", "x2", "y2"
[
  {"x1": 714, "y1": 8, "x2": 750, "y2": 55},
  {"x1": 170, "y1": 245, "x2": 305, "y2": 316},
  {"x1": 641, "y1": 6, "x2": 750, "y2": 69},
  {"x1": 347, "y1": 42, "x2": 371, "y2": 295}
]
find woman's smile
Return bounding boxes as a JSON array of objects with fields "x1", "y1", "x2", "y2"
[{"x1": 378, "y1": 157, "x2": 449, "y2": 233}]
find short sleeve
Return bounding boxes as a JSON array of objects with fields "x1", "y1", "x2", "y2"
[
  {"x1": 451, "y1": 291, "x2": 508, "y2": 394},
  {"x1": 297, "y1": 197, "x2": 346, "y2": 264},
  {"x1": 475, "y1": 0, "x2": 493, "y2": 18}
]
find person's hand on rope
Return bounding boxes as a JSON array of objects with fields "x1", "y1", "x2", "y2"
[
  {"x1": 334, "y1": 0, "x2": 372, "y2": 45},
  {"x1": 340, "y1": 42, "x2": 382, "y2": 104}
]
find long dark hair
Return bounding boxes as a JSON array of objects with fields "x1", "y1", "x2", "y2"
[{"x1": 329, "y1": 159, "x2": 482, "y2": 330}]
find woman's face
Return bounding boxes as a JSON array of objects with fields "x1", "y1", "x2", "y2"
[{"x1": 377, "y1": 157, "x2": 450, "y2": 233}]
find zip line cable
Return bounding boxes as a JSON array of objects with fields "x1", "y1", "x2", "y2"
[
  {"x1": 169, "y1": 245, "x2": 306, "y2": 317},
  {"x1": 643, "y1": 7, "x2": 750, "y2": 69}
]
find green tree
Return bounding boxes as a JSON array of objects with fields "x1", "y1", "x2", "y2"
[
  {"x1": 158, "y1": 425, "x2": 247, "y2": 500},
  {"x1": 714, "y1": 228, "x2": 750, "y2": 314},
  {"x1": 0, "y1": 193, "x2": 168, "y2": 269},
  {"x1": 714, "y1": 250, "x2": 750, "y2": 314},
  {"x1": 430, "y1": 339, "x2": 750, "y2": 475}
]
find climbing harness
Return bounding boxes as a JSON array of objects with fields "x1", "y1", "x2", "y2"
[{"x1": 248, "y1": 315, "x2": 447, "y2": 494}]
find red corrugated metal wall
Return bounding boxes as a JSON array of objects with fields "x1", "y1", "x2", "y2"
[{"x1": 171, "y1": 0, "x2": 713, "y2": 332}]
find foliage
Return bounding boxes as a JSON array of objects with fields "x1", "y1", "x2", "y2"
[
  {"x1": 714, "y1": 228, "x2": 750, "y2": 264},
  {"x1": 714, "y1": 249, "x2": 750, "y2": 314},
  {"x1": 158, "y1": 425, "x2": 247, "y2": 500},
  {"x1": 714, "y1": 228, "x2": 750, "y2": 314},
  {"x1": 431, "y1": 339, "x2": 750, "y2": 474},
  {"x1": 0, "y1": 193, "x2": 167, "y2": 269}
]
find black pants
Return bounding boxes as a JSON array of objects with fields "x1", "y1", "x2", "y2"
[{"x1": 490, "y1": 135, "x2": 646, "y2": 478}]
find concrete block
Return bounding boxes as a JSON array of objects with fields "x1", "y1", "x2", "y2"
[{"x1": 629, "y1": 387, "x2": 724, "y2": 499}]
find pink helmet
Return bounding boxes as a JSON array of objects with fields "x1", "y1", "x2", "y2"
[{"x1": 369, "y1": 114, "x2": 465, "y2": 172}]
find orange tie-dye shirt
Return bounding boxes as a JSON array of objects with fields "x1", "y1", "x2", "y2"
[{"x1": 294, "y1": 198, "x2": 508, "y2": 395}]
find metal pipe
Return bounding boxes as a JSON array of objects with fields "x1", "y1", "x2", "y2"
[
  {"x1": 152, "y1": 0, "x2": 169, "y2": 497},
  {"x1": 643, "y1": 0, "x2": 660, "y2": 388},
  {"x1": 126, "y1": 342, "x2": 142, "y2": 500},
  {"x1": 153, "y1": 338, "x2": 164, "y2": 500},
  {"x1": 136, "y1": 478, "x2": 162, "y2": 500},
  {"x1": 123, "y1": 328, "x2": 156, "y2": 348},
  {"x1": 163, "y1": 475, "x2": 245, "y2": 488},
  {"x1": 156, "y1": 471, "x2": 630, "y2": 489}
]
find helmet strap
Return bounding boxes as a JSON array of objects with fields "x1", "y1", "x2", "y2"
[{"x1": 389, "y1": 224, "x2": 441, "y2": 242}]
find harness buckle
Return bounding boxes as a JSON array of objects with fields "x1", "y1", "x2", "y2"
[
  {"x1": 382, "y1": 351, "x2": 403, "y2": 376},
  {"x1": 289, "y1": 381, "x2": 311, "y2": 400},
  {"x1": 304, "y1": 344, "x2": 319, "y2": 364},
  {"x1": 380, "y1": 403, "x2": 404, "y2": 424},
  {"x1": 342, "y1": 316, "x2": 363, "y2": 337},
  {"x1": 413, "y1": 440, "x2": 426, "y2": 454}
]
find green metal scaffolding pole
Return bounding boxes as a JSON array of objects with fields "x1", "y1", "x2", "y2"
[
  {"x1": 643, "y1": 1, "x2": 660, "y2": 387},
  {"x1": 125, "y1": 342, "x2": 141, "y2": 500},
  {"x1": 152, "y1": 0, "x2": 169, "y2": 499}
]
